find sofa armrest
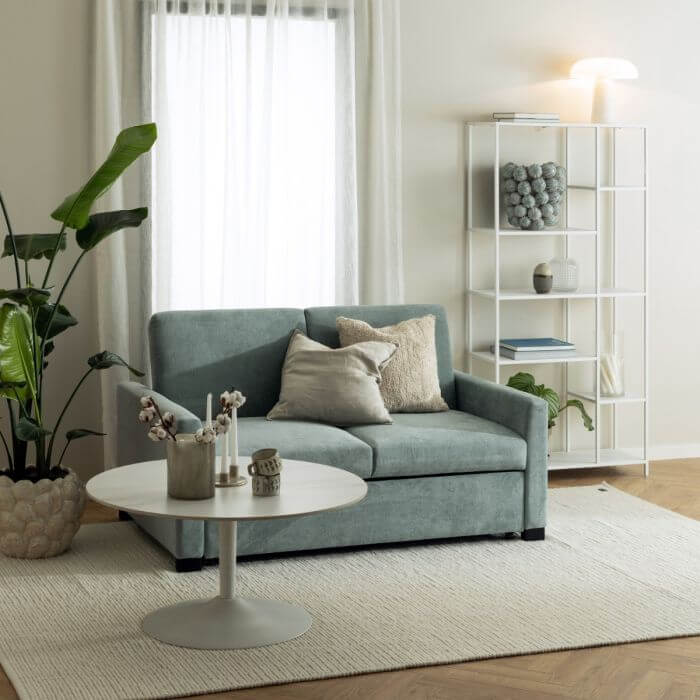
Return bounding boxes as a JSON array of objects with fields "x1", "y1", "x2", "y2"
[
  {"x1": 454, "y1": 371, "x2": 547, "y2": 531},
  {"x1": 116, "y1": 381, "x2": 202, "y2": 467}
]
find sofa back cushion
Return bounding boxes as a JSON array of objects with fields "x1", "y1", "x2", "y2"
[
  {"x1": 304, "y1": 304, "x2": 456, "y2": 408},
  {"x1": 149, "y1": 308, "x2": 306, "y2": 417}
]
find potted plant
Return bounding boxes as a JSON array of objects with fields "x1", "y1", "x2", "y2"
[
  {"x1": 506, "y1": 372, "x2": 594, "y2": 454},
  {"x1": 0, "y1": 123, "x2": 157, "y2": 558}
]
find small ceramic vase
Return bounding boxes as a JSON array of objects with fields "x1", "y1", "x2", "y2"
[
  {"x1": 533, "y1": 262, "x2": 553, "y2": 294},
  {"x1": 550, "y1": 257, "x2": 579, "y2": 292},
  {"x1": 166, "y1": 434, "x2": 215, "y2": 500}
]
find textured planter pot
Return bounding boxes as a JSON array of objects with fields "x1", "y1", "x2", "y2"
[{"x1": 0, "y1": 468, "x2": 86, "y2": 559}]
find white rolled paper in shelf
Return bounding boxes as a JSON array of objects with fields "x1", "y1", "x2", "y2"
[{"x1": 601, "y1": 354, "x2": 623, "y2": 397}]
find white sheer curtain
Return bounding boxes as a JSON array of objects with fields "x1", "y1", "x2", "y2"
[
  {"x1": 151, "y1": 0, "x2": 358, "y2": 311},
  {"x1": 93, "y1": 0, "x2": 152, "y2": 468},
  {"x1": 355, "y1": 0, "x2": 403, "y2": 303},
  {"x1": 150, "y1": 0, "x2": 402, "y2": 312}
]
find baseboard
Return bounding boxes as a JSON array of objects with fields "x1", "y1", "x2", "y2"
[{"x1": 650, "y1": 444, "x2": 700, "y2": 461}]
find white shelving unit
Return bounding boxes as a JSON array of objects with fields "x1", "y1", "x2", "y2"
[{"x1": 465, "y1": 120, "x2": 649, "y2": 475}]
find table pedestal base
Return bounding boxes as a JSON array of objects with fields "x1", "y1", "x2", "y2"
[
  {"x1": 142, "y1": 519, "x2": 311, "y2": 649},
  {"x1": 142, "y1": 596, "x2": 312, "y2": 649}
]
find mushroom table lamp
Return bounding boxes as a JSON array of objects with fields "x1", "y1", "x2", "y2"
[{"x1": 570, "y1": 57, "x2": 638, "y2": 123}]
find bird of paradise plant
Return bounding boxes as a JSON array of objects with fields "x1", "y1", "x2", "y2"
[{"x1": 0, "y1": 123, "x2": 157, "y2": 481}]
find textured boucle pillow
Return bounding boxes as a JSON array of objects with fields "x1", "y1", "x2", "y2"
[
  {"x1": 336, "y1": 315, "x2": 449, "y2": 413},
  {"x1": 267, "y1": 330, "x2": 398, "y2": 426}
]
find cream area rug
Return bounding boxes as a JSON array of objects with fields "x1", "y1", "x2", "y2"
[{"x1": 1, "y1": 484, "x2": 699, "y2": 700}]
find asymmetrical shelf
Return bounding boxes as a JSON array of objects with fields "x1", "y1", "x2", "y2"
[{"x1": 465, "y1": 120, "x2": 649, "y2": 475}]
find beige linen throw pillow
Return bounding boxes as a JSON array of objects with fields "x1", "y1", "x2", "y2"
[
  {"x1": 336, "y1": 315, "x2": 449, "y2": 413},
  {"x1": 267, "y1": 330, "x2": 398, "y2": 426}
]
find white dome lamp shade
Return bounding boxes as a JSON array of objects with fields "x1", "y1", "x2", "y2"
[{"x1": 570, "y1": 57, "x2": 638, "y2": 123}]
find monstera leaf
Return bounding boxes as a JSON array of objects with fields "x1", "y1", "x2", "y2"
[
  {"x1": 51, "y1": 124, "x2": 157, "y2": 230},
  {"x1": 2, "y1": 233, "x2": 66, "y2": 261},
  {"x1": 0, "y1": 303, "x2": 36, "y2": 401},
  {"x1": 76, "y1": 208, "x2": 148, "y2": 251}
]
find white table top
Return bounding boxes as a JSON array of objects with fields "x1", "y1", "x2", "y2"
[{"x1": 87, "y1": 458, "x2": 367, "y2": 522}]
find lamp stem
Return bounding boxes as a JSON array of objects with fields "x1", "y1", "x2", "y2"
[{"x1": 592, "y1": 78, "x2": 614, "y2": 123}]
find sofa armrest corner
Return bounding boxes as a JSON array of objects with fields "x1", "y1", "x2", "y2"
[{"x1": 454, "y1": 370, "x2": 547, "y2": 530}]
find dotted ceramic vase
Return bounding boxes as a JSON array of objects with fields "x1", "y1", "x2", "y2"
[
  {"x1": 550, "y1": 257, "x2": 579, "y2": 292},
  {"x1": 0, "y1": 468, "x2": 87, "y2": 558}
]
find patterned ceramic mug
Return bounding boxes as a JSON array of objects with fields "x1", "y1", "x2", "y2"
[
  {"x1": 251, "y1": 473, "x2": 281, "y2": 497},
  {"x1": 248, "y1": 448, "x2": 282, "y2": 477}
]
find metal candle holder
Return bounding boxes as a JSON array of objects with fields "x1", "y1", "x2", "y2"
[{"x1": 215, "y1": 464, "x2": 247, "y2": 488}]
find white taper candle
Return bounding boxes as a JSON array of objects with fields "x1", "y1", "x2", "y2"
[
  {"x1": 221, "y1": 427, "x2": 229, "y2": 477},
  {"x1": 205, "y1": 392, "x2": 212, "y2": 428},
  {"x1": 230, "y1": 406, "x2": 238, "y2": 467}
]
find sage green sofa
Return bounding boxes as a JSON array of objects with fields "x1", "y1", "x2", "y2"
[{"x1": 116, "y1": 304, "x2": 548, "y2": 571}]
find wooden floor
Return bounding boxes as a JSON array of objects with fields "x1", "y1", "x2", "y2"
[{"x1": 1, "y1": 459, "x2": 699, "y2": 700}]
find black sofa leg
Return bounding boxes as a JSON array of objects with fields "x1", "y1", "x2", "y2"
[
  {"x1": 118, "y1": 510, "x2": 131, "y2": 521},
  {"x1": 522, "y1": 527, "x2": 545, "y2": 541},
  {"x1": 175, "y1": 557, "x2": 204, "y2": 573}
]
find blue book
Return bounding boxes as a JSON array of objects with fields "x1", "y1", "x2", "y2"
[{"x1": 499, "y1": 337, "x2": 574, "y2": 352}]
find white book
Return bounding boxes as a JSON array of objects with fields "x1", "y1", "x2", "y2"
[{"x1": 492, "y1": 112, "x2": 560, "y2": 121}]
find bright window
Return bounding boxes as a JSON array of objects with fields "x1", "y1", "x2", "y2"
[{"x1": 150, "y1": 7, "x2": 353, "y2": 312}]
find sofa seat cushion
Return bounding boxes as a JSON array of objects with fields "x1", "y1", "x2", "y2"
[
  {"x1": 346, "y1": 410, "x2": 526, "y2": 479},
  {"x1": 237, "y1": 417, "x2": 373, "y2": 479}
]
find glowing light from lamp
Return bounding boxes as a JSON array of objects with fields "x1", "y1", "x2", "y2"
[{"x1": 570, "y1": 57, "x2": 638, "y2": 123}]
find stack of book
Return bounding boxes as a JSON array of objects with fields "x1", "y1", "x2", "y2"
[
  {"x1": 491, "y1": 337, "x2": 576, "y2": 360},
  {"x1": 492, "y1": 112, "x2": 560, "y2": 123}
]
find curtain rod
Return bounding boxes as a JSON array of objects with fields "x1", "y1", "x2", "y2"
[{"x1": 157, "y1": 1, "x2": 345, "y2": 17}]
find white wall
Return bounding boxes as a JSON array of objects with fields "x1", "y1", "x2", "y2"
[
  {"x1": 401, "y1": 0, "x2": 700, "y2": 458},
  {"x1": 0, "y1": 0, "x2": 101, "y2": 479}
]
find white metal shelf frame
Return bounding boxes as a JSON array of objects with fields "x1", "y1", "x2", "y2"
[{"x1": 465, "y1": 121, "x2": 649, "y2": 475}]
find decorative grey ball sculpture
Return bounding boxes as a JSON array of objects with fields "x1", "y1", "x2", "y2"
[{"x1": 501, "y1": 161, "x2": 566, "y2": 230}]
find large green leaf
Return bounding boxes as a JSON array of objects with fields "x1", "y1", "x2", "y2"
[
  {"x1": 0, "y1": 287, "x2": 51, "y2": 307},
  {"x1": 561, "y1": 399, "x2": 595, "y2": 431},
  {"x1": 88, "y1": 350, "x2": 144, "y2": 377},
  {"x1": 2, "y1": 233, "x2": 66, "y2": 261},
  {"x1": 536, "y1": 385, "x2": 560, "y2": 425},
  {"x1": 76, "y1": 208, "x2": 148, "y2": 251},
  {"x1": 35, "y1": 302, "x2": 77, "y2": 339},
  {"x1": 65, "y1": 428, "x2": 106, "y2": 441},
  {"x1": 15, "y1": 417, "x2": 51, "y2": 442},
  {"x1": 51, "y1": 123, "x2": 157, "y2": 230},
  {"x1": 506, "y1": 372, "x2": 536, "y2": 394},
  {"x1": 0, "y1": 303, "x2": 36, "y2": 401}
]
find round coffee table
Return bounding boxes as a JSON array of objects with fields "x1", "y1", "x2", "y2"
[{"x1": 86, "y1": 458, "x2": 367, "y2": 650}]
